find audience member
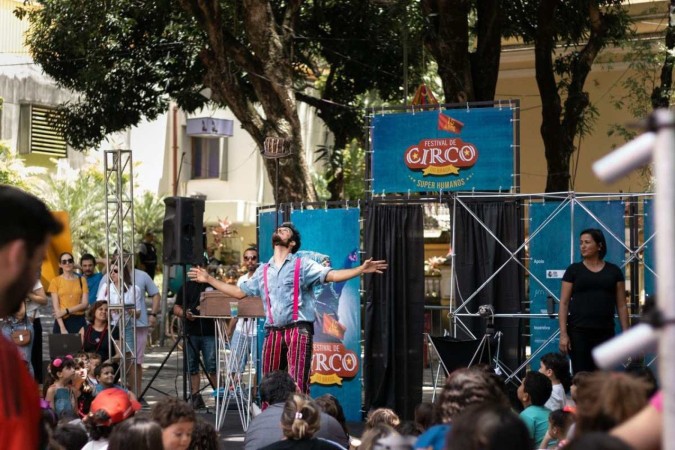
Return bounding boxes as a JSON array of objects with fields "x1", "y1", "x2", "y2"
[
  {"x1": 396, "y1": 420, "x2": 423, "y2": 437},
  {"x1": 151, "y1": 397, "x2": 196, "y2": 450},
  {"x1": 415, "y1": 367, "x2": 509, "y2": 450},
  {"x1": 80, "y1": 253, "x2": 104, "y2": 305},
  {"x1": 26, "y1": 279, "x2": 48, "y2": 383},
  {"x1": 446, "y1": 403, "x2": 532, "y2": 450},
  {"x1": 108, "y1": 417, "x2": 163, "y2": 450},
  {"x1": 539, "y1": 353, "x2": 571, "y2": 411},
  {"x1": 539, "y1": 408, "x2": 575, "y2": 449},
  {"x1": 260, "y1": 393, "x2": 342, "y2": 450},
  {"x1": 564, "y1": 432, "x2": 633, "y2": 450},
  {"x1": 188, "y1": 417, "x2": 220, "y2": 450},
  {"x1": 574, "y1": 371, "x2": 649, "y2": 436},
  {"x1": 517, "y1": 371, "x2": 552, "y2": 448},
  {"x1": 0, "y1": 185, "x2": 62, "y2": 450},
  {"x1": 50, "y1": 423, "x2": 89, "y2": 450},
  {"x1": 315, "y1": 394, "x2": 351, "y2": 444},
  {"x1": 366, "y1": 408, "x2": 401, "y2": 430},
  {"x1": 624, "y1": 362, "x2": 658, "y2": 398},
  {"x1": 1, "y1": 298, "x2": 34, "y2": 375},
  {"x1": 45, "y1": 355, "x2": 79, "y2": 421},
  {"x1": 610, "y1": 390, "x2": 662, "y2": 450},
  {"x1": 80, "y1": 300, "x2": 115, "y2": 363},
  {"x1": 569, "y1": 371, "x2": 590, "y2": 405},
  {"x1": 359, "y1": 425, "x2": 397, "y2": 450},
  {"x1": 50, "y1": 251, "x2": 89, "y2": 334},
  {"x1": 244, "y1": 371, "x2": 349, "y2": 450},
  {"x1": 82, "y1": 387, "x2": 142, "y2": 450},
  {"x1": 413, "y1": 402, "x2": 433, "y2": 432}
]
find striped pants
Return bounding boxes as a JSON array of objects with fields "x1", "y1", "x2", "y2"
[{"x1": 262, "y1": 322, "x2": 313, "y2": 394}]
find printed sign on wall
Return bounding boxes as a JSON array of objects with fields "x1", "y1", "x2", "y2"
[
  {"x1": 290, "y1": 208, "x2": 362, "y2": 421},
  {"x1": 371, "y1": 107, "x2": 515, "y2": 194}
]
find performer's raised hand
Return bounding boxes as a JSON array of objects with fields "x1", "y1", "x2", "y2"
[
  {"x1": 361, "y1": 258, "x2": 388, "y2": 274},
  {"x1": 188, "y1": 266, "x2": 209, "y2": 283}
]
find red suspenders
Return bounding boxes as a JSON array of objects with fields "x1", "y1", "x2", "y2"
[{"x1": 263, "y1": 257, "x2": 302, "y2": 325}]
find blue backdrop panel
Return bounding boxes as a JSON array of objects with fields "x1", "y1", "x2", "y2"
[
  {"x1": 291, "y1": 208, "x2": 362, "y2": 422},
  {"x1": 371, "y1": 108, "x2": 514, "y2": 194},
  {"x1": 529, "y1": 200, "x2": 625, "y2": 369},
  {"x1": 644, "y1": 199, "x2": 656, "y2": 297}
]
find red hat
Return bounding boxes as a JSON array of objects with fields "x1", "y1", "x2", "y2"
[{"x1": 90, "y1": 388, "x2": 141, "y2": 426}]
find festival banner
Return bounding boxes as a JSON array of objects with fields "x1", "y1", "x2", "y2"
[
  {"x1": 643, "y1": 199, "x2": 656, "y2": 298},
  {"x1": 371, "y1": 108, "x2": 515, "y2": 194},
  {"x1": 529, "y1": 200, "x2": 624, "y2": 369},
  {"x1": 290, "y1": 208, "x2": 362, "y2": 422}
]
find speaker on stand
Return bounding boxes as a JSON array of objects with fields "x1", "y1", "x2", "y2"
[{"x1": 142, "y1": 196, "x2": 213, "y2": 404}]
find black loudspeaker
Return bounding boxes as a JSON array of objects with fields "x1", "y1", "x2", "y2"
[{"x1": 163, "y1": 196, "x2": 205, "y2": 265}]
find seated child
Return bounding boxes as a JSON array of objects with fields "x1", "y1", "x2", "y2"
[
  {"x1": 538, "y1": 408, "x2": 575, "y2": 449},
  {"x1": 518, "y1": 371, "x2": 552, "y2": 449},
  {"x1": 539, "y1": 353, "x2": 571, "y2": 411},
  {"x1": 151, "y1": 397, "x2": 196, "y2": 450},
  {"x1": 45, "y1": 355, "x2": 80, "y2": 421},
  {"x1": 93, "y1": 361, "x2": 138, "y2": 402}
]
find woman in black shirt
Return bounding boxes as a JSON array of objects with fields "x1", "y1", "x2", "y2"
[{"x1": 558, "y1": 228, "x2": 629, "y2": 373}]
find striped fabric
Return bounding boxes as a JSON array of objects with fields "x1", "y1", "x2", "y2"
[{"x1": 262, "y1": 324, "x2": 313, "y2": 394}]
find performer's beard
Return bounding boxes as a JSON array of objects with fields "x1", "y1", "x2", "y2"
[{"x1": 272, "y1": 232, "x2": 292, "y2": 249}]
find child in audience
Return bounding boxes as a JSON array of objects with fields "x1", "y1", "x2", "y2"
[
  {"x1": 152, "y1": 397, "x2": 196, "y2": 450},
  {"x1": 45, "y1": 355, "x2": 79, "y2": 421},
  {"x1": 108, "y1": 417, "x2": 163, "y2": 450},
  {"x1": 188, "y1": 417, "x2": 220, "y2": 450},
  {"x1": 518, "y1": 371, "x2": 552, "y2": 449},
  {"x1": 50, "y1": 423, "x2": 89, "y2": 450},
  {"x1": 366, "y1": 408, "x2": 401, "y2": 430},
  {"x1": 538, "y1": 408, "x2": 575, "y2": 449},
  {"x1": 94, "y1": 361, "x2": 139, "y2": 403},
  {"x1": 75, "y1": 358, "x2": 94, "y2": 416},
  {"x1": 86, "y1": 353, "x2": 102, "y2": 388},
  {"x1": 82, "y1": 387, "x2": 142, "y2": 450},
  {"x1": 414, "y1": 402, "x2": 433, "y2": 432},
  {"x1": 447, "y1": 403, "x2": 532, "y2": 450},
  {"x1": 539, "y1": 353, "x2": 571, "y2": 411},
  {"x1": 569, "y1": 371, "x2": 591, "y2": 405}
]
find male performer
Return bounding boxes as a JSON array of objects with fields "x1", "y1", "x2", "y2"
[
  {"x1": 0, "y1": 185, "x2": 63, "y2": 449},
  {"x1": 189, "y1": 222, "x2": 387, "y2": 393}
]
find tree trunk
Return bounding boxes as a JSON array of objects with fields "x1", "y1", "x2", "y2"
[
  {"x1": 422, "y1": 0, "x2": 473, "y2": 102},
  {"x1": 652, "y1": 1, "x2": 675, "y2": 109},
  {"x1": 535, "y1": 0, "x2": 607, "y2": 192},
  {"x1": 470, "y1": 0, "x2": 503, "y2": 101},
  {"x1": 180, "y1": 0, "x2": 316, "y2": 203}
]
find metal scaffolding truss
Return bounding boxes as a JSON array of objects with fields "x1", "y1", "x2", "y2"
[
  {"x1": 103, "y1": 149, "x2": 137, "y2": 390},
  {"x1": 445, "y1": 190, "x2": 655, "y2": 381}
]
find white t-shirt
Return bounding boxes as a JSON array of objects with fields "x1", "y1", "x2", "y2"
[
  {"x1": 544, "y1": 383, "x2": 566, "y2": 411},
  {"x1": 81, "y1": 438, "x2": 108, "y2": 450},
  {"x1": 96, "y1": 281, "x2": 143, "y2": 326},
  {"x1": 99, "y1": 269, "x2": 159, "y2": 327}
]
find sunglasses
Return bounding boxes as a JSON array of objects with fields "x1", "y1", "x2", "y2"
[
  {"x1": 61, "y1": 258, "x2": 74, "y2": 264},
  {"x1": 244, "y1": 256, "x2": 258, "y2": 261},
  {"x1": 112, "y1": 268, "x2": 119, "y2": 273}
]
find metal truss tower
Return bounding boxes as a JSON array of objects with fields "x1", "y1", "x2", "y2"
[{"x1": 103, "y1": 149, "x2": 137, "y2": 391}]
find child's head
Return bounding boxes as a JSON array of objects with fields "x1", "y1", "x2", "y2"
[
  {"x1": 570, "y1": 371, "x2": 592, "y2": 403},
  {"x1": 75, "y1": 351, "x2": 90, "y2": 368},
  {"x1": 49, "y1": 355, "x2": 77, "y2": 382},
  {"x1": 108, "y1": 417, "x2": 163, "y2": 450},
  {"x1": 151, "y1": 397, "x2": 196, "y2": 450},
  {"x1": 539, "y1": 353, "x2": 572, "y2": 391},
  {"x1": 88, "y1": 353, "x2": 102, "y2": 372},
  {"x1": 86, "y1": 388, "x2": 142, "y2": 440},
  {"x1": 548, "y1": 409, "x2": 575, "y2": 440},
  {"x1": 518, "y1": 371, "x2": 552, "y2": 407},
  {"x1": 188, "y1": 417, "x2": 219, "y2": 450},
  {"x1": 414, "y1": 402, "x2": 434, "y2": 431},
  {"x1": 447, "y1": 403, "x2": 532, "y2": 450},
  {"x1": 95, "y1": 362, "x2": 116, "y2": 388},
  {"x1": 366, "y1": 408, "x2": 401, "y2": 430}
]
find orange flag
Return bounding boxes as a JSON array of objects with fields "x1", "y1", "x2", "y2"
[{"x1": 438, "y1": 112, "x2": 464, "y2": 134}]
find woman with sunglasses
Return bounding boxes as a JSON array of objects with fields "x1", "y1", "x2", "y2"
[
  {"x1": 49, "y1": 252, "x2": 89, "y2": 334},
  {"x1": 96, "y1": 263, "x2": 142, "y2": 370}
]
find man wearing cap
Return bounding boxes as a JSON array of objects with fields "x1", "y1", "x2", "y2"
[
  {"x1": 0, "y1": 185, "x2": 63, "y2": 450},
  {"x1": 189, "y1": 222, "x2": 388, "y2": 394}
]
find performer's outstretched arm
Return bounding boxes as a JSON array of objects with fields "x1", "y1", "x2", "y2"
[
  {"x1": 325, "y1": 258, "x2": 387, "y2": 283},
  {"x1": 188, "y1": 267, "x2": 247, "y2": 299}
]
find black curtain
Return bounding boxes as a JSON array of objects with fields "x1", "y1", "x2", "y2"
[
  {"x1": 453, "y1": 199, "x2": 524, "y2": 372},
  {"x1": 364, "y1": 204, "x2": 424, "y2": 421}
]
